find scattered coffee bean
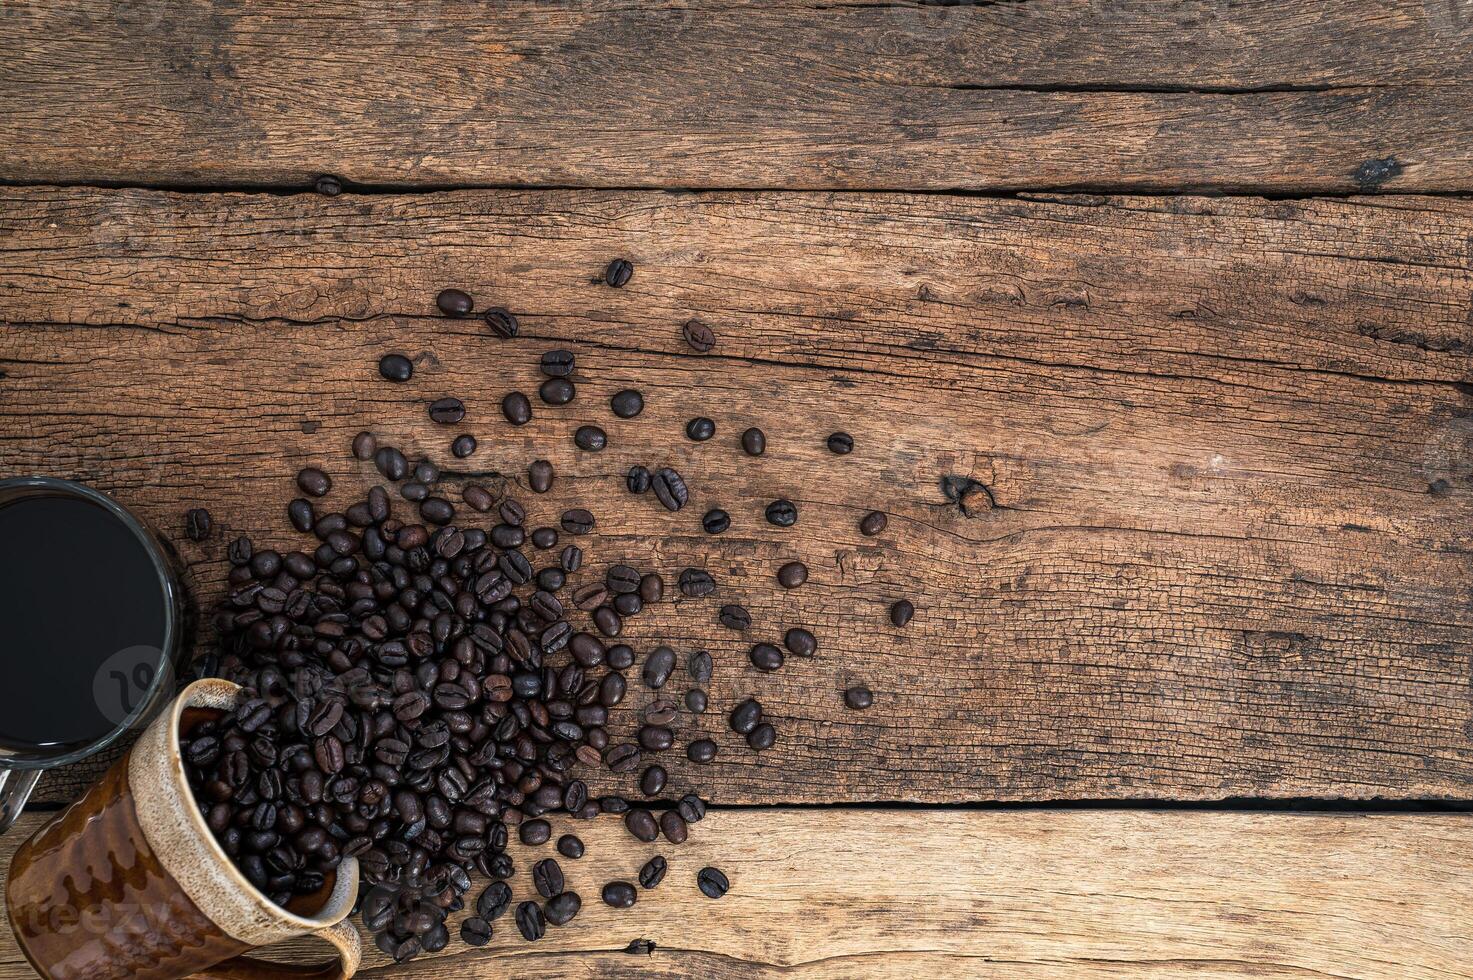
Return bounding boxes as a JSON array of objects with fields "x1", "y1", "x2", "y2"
[
  {"x1": 451, "y1": 434, "x2": 477, "y2": 458},
  {"x1": 605, "y1": 259, "x2": 633, "y2": 288},
  {"x1": 682, "y1": 319, "x2": 715, "y2": 352},
  {"x1": 601, "y1": 881, "x2": 637, "y2": 908},
  {"x1": 515, "y1": 901, "x2": 546, "y2": 941},
  {"x1": 531, "y1": 526, "x2": 559, "y2": 549},
  {"x1": 378, "y1": 353, "x2": 414, "y2": 382},
  {"x1": 860, "y1": 510, "x2": 888, "y2": 536},
  {"x1": 315, "y1": 174, "x2": 342, "y2": 196},
  {"x1": 702, "y1": 508, "x2": 730, "y2": 534},
  {"x1": 561, "y1": 544, "x2": 583, "y2": 572},
  {"x1": 463, "y1": 484, "x2": 496, "y2": 511},
  {"x1": 574, "y1": 426, "x2": 607, "y2": 452},
  {"x1": 545, "y1": 891, "x2": 581, "y2": 926},
  {"x1": 436, "y1": 288, "x2": 474, "y2": 316},
  {"x1": 540, "y1": 349, "x2": 576, "y2": 378},
  {"x1": 533, "y1": 858, "x2": 565, "y2": 898},
  {"x1": 374, "y1": 445, "x2": 408, "y2": 480},
  {"x1": 296, "y1": 467, "x2": 332, "y2": 497},
  {"x1": 746, "y1": 723, "x2": 776, "y2": 751},
  {"x1": 730, "y1": 699, "x2": 762, "y2": 735},
  {"x1": 687, "y1": 739, "x2": 717, "y2": 764},
  {"x1": 750, "y1": 643, "x2": 784, "y2": 672},
  {"x1": 420, "y1": 497, "x2": 454, "y2": 525},
  {"x1": 686, "y1": 417, "x2": 715, "y2": 441},
  {"x1": 483, "y1": 307, "x2": 519, "y2": 338},
  {"x1": 678, "y1": 795, "x2": 707, "y2": 823},
  {"x1": 688, "y1": 650, "x2": 714, "y2": 682},
  {"x1": 557, "y1": 835, "x2": 585, "y2": 859},
  {"x1": 776, "y1": 561, "x2": 808, "y2": 589},
  {"x1": 401, "y1": 480, "x2": 429, "y2": 502},
  {"x1": 502, "y1": 392, "x2": 532, "y2": 426},
  {"x1": 351, "y1": 431, "x2": 377, "y2": 460},
  {"x1": 625, "y1": 808, "x2": 659, "y2": 843},
  {"x1": 428, "y1": 398, "x2": 466, "y2": 424},
  {"x1": 784, "y1": 627, "x2": 817, "y2": 656},
  {"x1": 685, "y1": 689, "x2": 708, "y2": 713},
  {"x1": 610, "y1": 389, "x2": 644, "y2": 418},
  {"x1": 607, "y1": 565, "x2": 640, "y2": 594},
  {"x1": 460, "y1": 917, "x2": 492, "y2": 946},
  {"x1": 891, "y1": 599, "x2": 915, "y2": 627},
  {"x1": 185, "y1": 508, "x2": 212, "y2": 542},
  {"x1": 638, "y1": 574, "x2": 663, "y2": 603},
  {"x1": 827, "y1": 431, "x2": 854, "y2": 454},
  {"x1": 527, "y1": 459, "x2": 554, "y2": 493},
  {"x1": 478, "y1": 881, "x2": 513, "y2": 920},
  {"x1": 520, "y1": 819, "x2": 552, "y2": 846},
  {"x1": 626, "y1": 465, "x2": 652, "y2": 494},
  {"x1": 640, "y1": 765, "x2": 667, "y2": 796},
  {"x1": 643, "y1": 646, "x2": 676, "y2": 689},
  {"x1": 741, "y1": 427, "x2": 766, "y2": 456},
  {"x1": 651, "y1": 468, "x2": 688, "y2": 511},
  {"x1": 766, "y1": 499, "x2": 798, "y2": 527},
  {"x1": 845, "y1": 685, "x2": 874, "y2": 709},
  {"x1": 697, "y1": 867, "x2": 729, "y2": 899},
  {"x1": 539, "y1": 378, "x2": 576, "y2": 405},
  {"x1": 718, "y1": 604, "x2": 751, "y2": 630},
  {"x1": 639, "y1": 856, "x2": 667, "y2": 889},
  {"x1": 561, "y1": 509, "x2": 595, "y2": 534}
]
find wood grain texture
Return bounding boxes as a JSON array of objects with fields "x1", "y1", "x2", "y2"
[
  {"x1": 2, "y1": 808, "x2": 1471, "y2": 978},
  {"x1": 1, "y1": 186, "x2": 1472, "y2": 806},
  {"x1": 1, "y1": 0, "x2": 1472, "y2": 193}
]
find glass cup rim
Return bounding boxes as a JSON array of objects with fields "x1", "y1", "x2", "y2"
[{"x1": 0, "y1": 476, "x2": 182, "y2": 770}]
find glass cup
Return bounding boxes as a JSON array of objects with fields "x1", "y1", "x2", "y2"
[{"x1": 0, "y1": 476, "x2": 189, "y2": 833}]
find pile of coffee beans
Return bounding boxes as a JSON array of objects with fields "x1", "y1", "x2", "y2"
[{"x1": 183, "y1": 278, "x2": 912, "y2": 960}]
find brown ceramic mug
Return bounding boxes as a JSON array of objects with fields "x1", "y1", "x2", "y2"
[{"x1": 6, "y1": 679, "x2": 362, "y2": 980}]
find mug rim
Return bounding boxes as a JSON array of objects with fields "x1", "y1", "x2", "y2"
[
  {"x1": 0, "y1": 476, "x2": 182, "y2": 770},
  {"x1": 132, "y1": 677, "x2": 360, "y2": 941}
]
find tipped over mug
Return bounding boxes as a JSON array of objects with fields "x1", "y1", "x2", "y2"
[{"x1": 6, "y1": 678, "x2": 362, "y2": 980}]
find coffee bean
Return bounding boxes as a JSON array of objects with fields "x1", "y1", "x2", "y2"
[
  {"x1": 639, "y1": 573, "x2": 663, "y2": 603},
  {"x1": 638, "y1": 725, "x2": 673, "y2": 751},
  {"x1": 624, "y1": 808, "x2": 659, "y2": 842},
  {"x1": 531, "y1": 526, "x2": 558, "y2": 549},
  {"x1": 557, "y1": 835, "x2": 584, "y2": 859},
  {"x1": 686, "y1": 417, "x2": 715, "y2": 441},
  {"x1": 460, "y1": 916, "x2": 492, "y2": 946},
  {"x1": 502, "y1": 392, "x2": 532, "y2": 426},
  {"x1": 540, "y1": 349, "x2": 575, "y2": 378},
  {"x1": 610, "y1": 389, "x2": 644, "y2": 418},
  {"x1": 499, "y1": 498, "x2": 525, "y2": 525},
  {"x1": 520, "y1": 819, "x2": 551, "y2": 845},
  {"x1": 561, "y1": 544, "x2": 583, "y2": 572},
  {"x1": 539, "y1": 378, "x2": 576, "y2": 405},
  {"x1": 420, "y1": 497, "x2": 454, "y2": 525},
  {"x1": 702, "y1": 508, "x2": 730, "y2": 534},
  {"x1": 827, "y1": 431, "x2": 854, "y2": 454},
  {"x1": 428, "y1": 398, "x2": 465, "y2": 424},
  {"x1": 776, "y1": 561, "x2": 808, "y2": 589},
  {"x1": 640, "y1": 765, "x2": 667, "y2": 796},
  {"x1": 351, "y1": 431, "x2": 377, "y2": 460},
  {"x1": 374, "y1": 446, "x2": 408, "y2": 481},
  {"x1": 697, "y1": 867, "x2": 729, "y2": 899},
  {"x1": 678, "y1": 568, "x2": 715, "y2": 598},
  {"x1": 401, "y1": 481, "x2": 429, "y2": 502},
  {"x1": 605, "y1": 259, "x2": 633, "y2": 288},
  {"x1": 483, "y1": 307, "x2": 518, "y2": 338},
  {"x1": 378, "y1": 354, "x2": 413, "y2": 382},
  {"x1": 639, "y1": 855, "x2": 667, "y2": 889},
  {"x1": 607, "y1": 565, "x2": 641, "y2": 594},
  {"x1": 626, "y1": 465, "x2": 651, "y2": 494},
  {"x1": 784, "y1": 627, "x2": 817, "y2": 656},
  {"x1": 574, "y1": 426, "x2": 607, "y2": 452},
  {"x1": 659, "y1": 810, "x2": 689, "y2": 843},
  {"x1": 747, "y1": 723, "x2": 776, "y2": 751},
  {"x1": 515, "y1": 901, "x2": 546, "y2": 941},
  {"x1": 730, "y1": 698, "x2": 762, "y2": 735},
  {"x1": 451, "y1": 434, "x2": 477, "y2": 458},
  {"x1": 890, "y1": 599, "x2": 915, "y2": 627},
  {"x1": 463, "y1": 484, "x2": 496, "y2": 512},
  {"x1": 478, "y1": 881, "x2": 513, "y2": 920},
  {"x1": 766, "y1": 499, "x2": 798, "y2": 527},
  {"x1": 436, "y1": 288, "x2": 474, "y2": 316},
  {"x1": 560, "y1": 508, "x2": 595, "y2": 534},
  {"x1": 315, "y1": 174, "x2": 342, "y2": 195},
  {"x1": 718, "y1": 605, "x2": 750, "y2": 631},
  {"x1": 651, "y1": 467, "x2": 688, "y2": 511},
  {"x1": 607, "y1": 644, "x2": 634, "y2": 670},
  {"x1": 533, "y1": 858, "x2": 565, "y2": 898},
  {"x1": 574, "y1": 583, "x2": 608, "y2": 611},
  {"x1": 528, "y1": 460, "x2": 554, "y2": 493},
  {"x1": 750, "y1": 643, "x2": 784, "y2": 672},
  {"x1": 678, "y1": 795, "x2": 707, "y2": 823},
  {"x1": 601, "y1": 881, "x2": 637, "y2": 908},
  {"x1": 860, "y1": 511, "x2": 888, "y2": 536},
  {"x1": 685, "y1": 689, "x2": 707, "y2": 713},
  {"x1": 686, "y1": 739, "x2": 717, "y2": 764},
  {"x1": 844, "y1": 685, "x2": 874, "y2": 709},
  {"x1": 606, "y1": 743, "x2": 641, "y2": 773},
  {"x1": 296, "y1": 467, "x2": 332, "y2": 497},
  {"x1": 682, "y1": 319, "x2": 715, "y2": 352},
  {"x1": 185, "y1": 508, "x2": 212, "y2": 542},
  {"x1": 545, "y1": 891, "x2": 581, "y2": 926},
  {"x1": 643, "y1": 646, "x2": 676, "y2": 689}
]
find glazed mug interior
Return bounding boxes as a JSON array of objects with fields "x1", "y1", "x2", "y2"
[{"x1": 5, "y1": 678, "x2": 361, "y2": 980}]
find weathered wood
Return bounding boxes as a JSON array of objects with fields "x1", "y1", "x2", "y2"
[
  {"x1": 1, "y1": 808, "x2": 1470, "y2": 978},
  {"x1": 1, "y1": 186, "x2": 1472, "y2": 805},
  {"x1": 2, "y1": 0, "x2": 1472, "y2": 193}
]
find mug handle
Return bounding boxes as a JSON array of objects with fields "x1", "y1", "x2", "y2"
[
  {"x1": 189, "y1": 920, "x2": 362, "y2": 980},
  {"x1": 0, "y1": 767, "x2": 41, "y2": 834}
]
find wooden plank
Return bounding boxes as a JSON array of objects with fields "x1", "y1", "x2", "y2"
[
  {"x1": 1, "y1": 808, "x2": 1470, "y2": 978},
  {"x1": 1, "y1": 1, "x2": 1472, "y2": 193},
  {"x1": 1, "y1": 187, "x2": 1472, "y2": 805}
]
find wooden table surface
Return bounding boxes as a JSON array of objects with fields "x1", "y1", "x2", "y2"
[{"x1": 1, "y1": 2, "x2": 1472, "y2": 977}]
